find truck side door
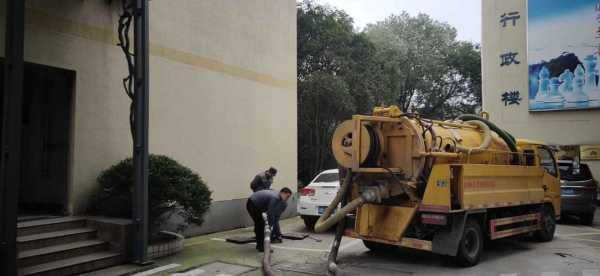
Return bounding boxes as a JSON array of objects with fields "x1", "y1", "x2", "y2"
[{"x1": 538, "y1": 146, "x2": 561, "y2": 216}]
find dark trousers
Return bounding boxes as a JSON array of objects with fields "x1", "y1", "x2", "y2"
[{"x1": 246, "y1": 199, "x2": 265, "y2": 250}]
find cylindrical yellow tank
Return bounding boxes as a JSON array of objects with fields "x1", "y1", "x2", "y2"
[
  {"x1": 331, "y1": 107, "x2": 514, "y2": 181},
  {"x1": 316, "y1": 106, "x2": 520, "y2": 233}
]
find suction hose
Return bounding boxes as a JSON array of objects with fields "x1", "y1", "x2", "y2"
[
  {"x1": 456, "y1": 114, "x2": 519, "y2": 164},
  {"x1": 261, "y1": 213, "x2": 280, "y2": 276},
  {"x1": 454, "y1": 120, "x2": 492, "y2": 154},
  {"x1": 314, "y1": 170, "x2": 364, "y2": 233},
  {"x1": 316, "y1": 169, "x2": 365, "y2": 275}
]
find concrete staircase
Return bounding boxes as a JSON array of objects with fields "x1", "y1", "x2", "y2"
[{"x1": 17, "y1": 217, "x2": 125, "y2": 276}]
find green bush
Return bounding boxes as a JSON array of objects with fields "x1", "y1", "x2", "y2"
[{"x1": 91, "y1": 155, "x2": 212, "y2": 237}]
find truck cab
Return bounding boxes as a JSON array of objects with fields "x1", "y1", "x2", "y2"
[{"x1": 517, "y1": 139, "x2": 561, "y2": 218}]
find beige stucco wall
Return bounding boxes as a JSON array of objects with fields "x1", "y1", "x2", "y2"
[
  {"x1": 482, "y1": 0, "x2": 600, "y2": 177},
  {"x1": 1, "y1": 0, "x2": 297, "y2": 215}
]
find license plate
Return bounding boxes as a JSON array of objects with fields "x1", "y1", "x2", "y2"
[
  {"x1": 318, "y1": 206, "x2": 327, "y2": 215},
  {"x1": 562, "y1": 188, "x2": 574, "y2": 195}
]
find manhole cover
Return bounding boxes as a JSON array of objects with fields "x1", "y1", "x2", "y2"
[{"x1": 171, "y1": 261, "x2": 255, "y2": 276}]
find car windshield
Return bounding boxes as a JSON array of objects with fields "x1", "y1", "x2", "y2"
[
  {"x1": 559, "y1": 163, "x2": 593, "y2": 181},
  {"x1": 313, "y1": 173, "x2": 339, "y2": 183}
]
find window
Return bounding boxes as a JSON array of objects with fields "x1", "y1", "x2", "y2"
[
  {"x1": 558, "y1": 162, "x2": 593, "y2": 181},
  {"x1": 538, "y1": 148, "x2": 557, "y2": 176},
  {"x1": 524, "y1": 149, "x2": 535, "y2": 166},
  {"x1": 313, "y1": 173, "x2": 339, "y2": 183}
]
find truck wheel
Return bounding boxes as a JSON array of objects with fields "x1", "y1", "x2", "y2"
[
  {"x1": 580, "y1": 212, "x2": 595, "y2": 226},
  {"x1": 302, "y1": 216, "x2": 317, "y2": 230},
  {"x1": 534, "y1": 205, "x2": 556, "y2": 242},
  {"x1": 363, "y1": 240, "x2": 396, "y2": 253},
  {"x1": 454, "y1": 219, "x2": 483, "y2": 267}
]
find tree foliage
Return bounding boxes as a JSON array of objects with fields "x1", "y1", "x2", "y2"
[
  {"x1": 297, "y1": 1, "x2": 482, "y2": 183},
  {"x1": 364, "y1": 12, "x2": 481, "y2": 118},
  {"x1": 297, "y1": 1, "x2": 380, "y2": 182}
]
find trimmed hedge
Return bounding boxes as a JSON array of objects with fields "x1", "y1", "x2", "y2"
[{"x1": 91, "y1": 155, "x2": 212, "y2": 237}]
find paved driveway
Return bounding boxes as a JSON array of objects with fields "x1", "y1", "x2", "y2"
[
  {"x1": 266, "y1": 210, "x2": 600, "y2": 276},
  {"x1": 89, "y1": 209, "x2": 600, "y2": 276}
]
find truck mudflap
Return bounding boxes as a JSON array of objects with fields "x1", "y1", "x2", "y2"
[{"x1": 432, "y1": 212, "x2": 468, "y2": 256}]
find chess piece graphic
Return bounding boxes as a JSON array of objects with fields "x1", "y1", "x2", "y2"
[
  {"x1": 534, "y1": 66, "x2": 550, "y2": 102},
  {"x1": 549, "y1": 77, "x2": 561, "y2": 100},
  {"x1": 584, "y1": 54, "x2": 600, "y2": 101},
  {"x1": 559, "y1": 69, "x2": 574, "y2": 98},
  {"x1": 570, "y1": 64, "x2": 589, "y2": 103}
]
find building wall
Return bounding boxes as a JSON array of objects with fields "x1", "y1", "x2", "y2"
[
  {"x1": 0, "y1": 0, "x2": 297, "y2": 233},
  {"x1": 482, "y1": 0, "x2": 600, "y2": 177}
]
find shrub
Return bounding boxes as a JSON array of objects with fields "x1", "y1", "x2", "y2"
[{"x1": 91, "y1": 155, "x2": 212, "y2": 238}]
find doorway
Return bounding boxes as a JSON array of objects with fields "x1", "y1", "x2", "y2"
[{"x1": 0, "y1": 60, "x2": 74, "y2": 216}]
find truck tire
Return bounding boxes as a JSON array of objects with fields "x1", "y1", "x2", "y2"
[
  {"x1": 302, "y1": 216, "x2": 318, "y2": 230},
  {"x1": 580, "y1": 212, "x2": 595, "y2": 226},
  {"x1": 454, "y1": 219, "x2": 483, "y2": 267},
  {"x1": 363, "y1": 240, "x2": 396, "y2": 253},
  {"x1": 534, "y1": 205, "x2": 556, "y2": 242}
]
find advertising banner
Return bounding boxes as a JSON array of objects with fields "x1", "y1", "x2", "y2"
[{"x1": 528, "y1": 0, "x2": 600, "y2": 111}]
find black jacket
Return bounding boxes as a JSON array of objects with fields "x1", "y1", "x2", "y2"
[{"x1": 250, "y1": 171, "x2": 273, "y2": 192}]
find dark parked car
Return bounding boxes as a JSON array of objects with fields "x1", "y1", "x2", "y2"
[{"x1": 558, "y1": 160, "x2": 597, "y2": 225}]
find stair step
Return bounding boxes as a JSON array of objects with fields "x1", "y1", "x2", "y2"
[
  {"x1": 18, "y1": 240, "x2": 108, "y2": 267},
  {"x1": 19, "y1": 251, "x2": 124, "y2": 276},
  {"x1": 18, "y1": 217, "x2": 87, "y2": 236},
  {"x1": 18, "y1": 228, "x2": 97, "y2": 251}
]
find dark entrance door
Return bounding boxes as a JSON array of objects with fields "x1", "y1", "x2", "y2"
[{"x1": 0, "y1": 61, "x2": 74, "y2": 215}]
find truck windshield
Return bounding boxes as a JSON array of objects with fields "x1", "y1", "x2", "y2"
[
  {"x1": 314, "y1": 173, "x2": 339, "y2": 183},
  {"x1": 538, "y1": 148, "x2": 557, "y2": 176}
]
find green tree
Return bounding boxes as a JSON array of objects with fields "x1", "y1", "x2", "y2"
[
  {"x1": 297, "y1": 1, "x2": 379, "y2": 182},
  {"x1": 296, "y1": 3, "x2": 482, "y2": 183},
  {"x1": 365, "y1": 13, "x2": 481, "y2": 119}
]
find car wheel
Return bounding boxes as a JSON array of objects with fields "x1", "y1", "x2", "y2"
[
  {"x1": 454, "y1": 219, "x2": 484, "y2": 267},
  {"x1": 362, "y1": 240, "x2": 396, "y2": 253},
  {"x1": 580, "y1": 212, "x2": 595, "y2": 226},
  {"x1": 534, "y1": 205, "x2": 556, "y2": 242},
  {"x1": 302, "y1": 216, "x2": 317, "y2": 230}
]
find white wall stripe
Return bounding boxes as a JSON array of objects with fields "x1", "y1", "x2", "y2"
[
  {"x1": 583, "y1": 269, "x2": 600, "y2": 276},
  {"x1": 339, "y1": 239, "x2": 363, "y2": 252},
  {"x1": 171, "y1": 268, "x2": 206, "y2": 276},
  {"x1": 132, "y1": 264, "x2": 181, "y2": 276}
]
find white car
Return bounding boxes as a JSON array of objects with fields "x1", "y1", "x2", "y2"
[{"x1": 297, "y1": 169, "x2": 340, "y2": 229}]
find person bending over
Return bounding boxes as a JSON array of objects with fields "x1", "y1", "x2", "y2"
[{"x1": 246, "y1": 187, "x2": 292, "y2": 252}]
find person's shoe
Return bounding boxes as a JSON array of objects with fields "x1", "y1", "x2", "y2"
[{"x1": 271, "y1": 238, "x2": 283, "y2": 244}]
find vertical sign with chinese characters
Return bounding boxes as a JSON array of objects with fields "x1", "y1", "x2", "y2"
[{"x1": 499, "y1": 11, "x2": 522, "y2": 107}]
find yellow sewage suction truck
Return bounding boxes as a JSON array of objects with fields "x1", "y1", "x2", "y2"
[{"x1": 316, "y1": 106, "x2": 560, "y2": 271}]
